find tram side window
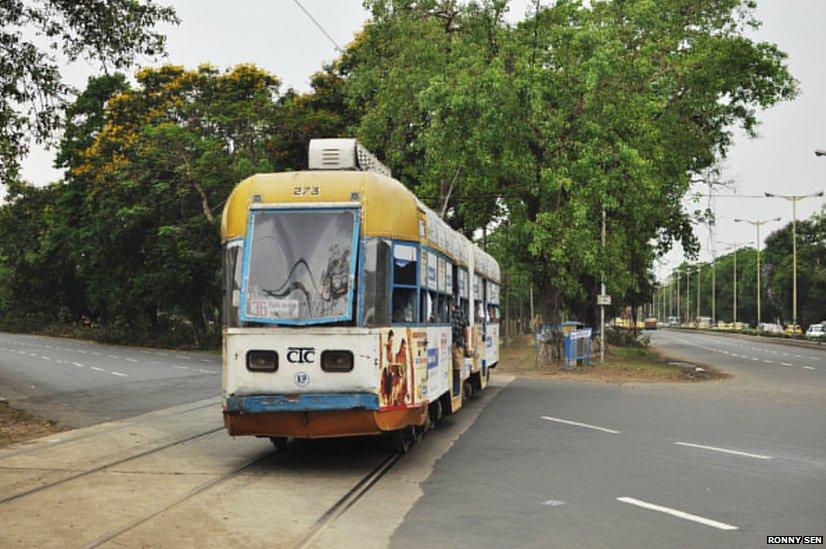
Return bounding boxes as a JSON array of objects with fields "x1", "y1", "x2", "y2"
[
  {"x1": 222, "y1": 241, "x2": 243, "y2": 328},
  {"x1": 487, "y1": 304, "x2": 499, "y2": 323},
  {"x1": 363, "y1": 239, "x2": 391, "y2": 327},
  {"x1": 392, "y1": 244, "x2": 418, "y2": 324}
]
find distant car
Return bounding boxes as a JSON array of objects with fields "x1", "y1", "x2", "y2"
[
  {"x1": 666, "y1": 316, "x2": 680, "y2": 327},
  {"x1": 758, "y1": 322, "x2": 783, "y2": 334},
  {"x1": 644, "y1": 318, "x2": 658, "y2": 330},
  {"x1": 696, "y1": 316, "x2": 712, "y2": 328},
  {"x1": 806, "y1": 323, "x2": 826, "y2": 338},
  {"x1": 784, "y1": 324, "x2": 803, "y2": 336}
]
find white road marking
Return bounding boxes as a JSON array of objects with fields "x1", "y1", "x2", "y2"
[
  {"x1": 540, "y1": 416, "x2": 621, "y2": 434},
  {"x1": 72, "y1": 362, "x2": 84, "y2": 368},
  {"x1": 751, "y1": 357, "x2": 760, "y2": 361},
  {"x1": 781, "y1": 362, "x2": 793, "y2": 366},
  {"x1": 77, "y1": 350, "x2": 87, "y2": 354},
  {"x1": 91, "y1": 352, "x2": 101, "y2": 356},
  {"x1": 90, "y1": 366, "x2": 105, "y2": 372},
  {"x1": 201, "y1": 359, "x2": 212, "y2": 363},
  {"x1": 107, "y1": 355, "x2": 119, "y2": 360},
  {"x1": 731, "y1": 354, "x2": 739, "y2": 357},
  {"x1": 803, "y1": 366, "x2": 816, "y2": 370},
  {"x1": 40, "y1": 356, "x2": 51, "y2": 361},
  {"x1": 111, "y1": 371, "x2": 127, "y2": 377},
  {"x1": 616, "y1": 497, "x2": 738, "y2": 531},
  {"x1": 542, "y1": 499, "x2": 566, "y2": 506},
  {"x1": 794, "y1": 355, "x2": 802, "y2": 358},
  {"x1": 125, "y1": 358, "x2": 138, "y2": 363},
  {"x1": 174, "y1": 365, "x2": 189, "y2": 370},
  {"x1": 674, "y1": 441, "x2": 772, "y2": 460},
  {"x1": 763, "y1": 360, "x2": 774, "y2": 364}
]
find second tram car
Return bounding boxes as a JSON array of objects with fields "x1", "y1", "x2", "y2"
[{"x1": 221, "y1": 139, "x2": 500, "y2": 450}]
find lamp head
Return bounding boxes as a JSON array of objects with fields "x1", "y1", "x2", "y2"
[{"x1": 764, "y1": 192, "x2": 775, "y2": 197}]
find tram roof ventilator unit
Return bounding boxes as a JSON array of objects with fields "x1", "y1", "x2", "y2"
[{"x1": 308, "y1": 138, "x2": 391, "y2": 178}]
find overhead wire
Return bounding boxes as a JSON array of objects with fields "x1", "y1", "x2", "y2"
[{"x1": 290, "y1": 0, "x2": 343, "y2": 53}]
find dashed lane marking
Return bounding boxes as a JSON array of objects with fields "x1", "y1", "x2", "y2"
[
  {"x1": 125, "y1": 358, "x2": 138, "y2": 363},
  {"x1": 72, "y1": 362, "x2": 84, "y2": 368},
  {"x1": 111, "y1": 371, "x2": 127, "y2": 377},
  {"x1": 174, "y1": 365, "x2": 189, "y2": 370},
  {"x1": 616, "y1": 497, "x2": 738, "y2": 531},
  {"x1": 781, "y1": 362, "x2": 793, "y2": 366},
  {"x1": 763, "y1": 360, "x2": 774, "y2": 364},
  {"x1": 542, "y1": 500, "x2": 566, "y2": 506},
  {"x1": 540, "y1": 416, "x2": 621, "y2": 434},
  {"x1": 803, "y1": 366, "x2": 816, "y2": 370},
  {"x1": 674, "y1": 441, "x2": 772, "y2": 460},
  {"x1": 90, "y1": 366, "x2": 105, "y2": 372}
]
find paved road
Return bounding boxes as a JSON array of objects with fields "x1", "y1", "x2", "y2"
[
  {"x1": 388, "y1": 330, "x2": 826, "y2": 548},
  {"x1": 0, "y1": 332, "x2": 220, "y2": 427},
  {"x1": 1, "y1": 329, "x2": 824, "y2": 547}
]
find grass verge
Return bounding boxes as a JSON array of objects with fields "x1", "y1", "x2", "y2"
[
  {"x1": 497, "y1": 338, "x2": 727, "y2": 383},
  {"x1": 0, "y1": 400, "x2": 63, "y2": 448}
]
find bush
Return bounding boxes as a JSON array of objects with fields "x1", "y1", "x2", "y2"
[{"x1": 606, "y1": 327, "x2": 650, "y2": 348}]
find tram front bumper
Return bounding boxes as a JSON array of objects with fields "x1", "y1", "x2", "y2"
[{"x1": 222, "y1": 393, "x2": 427, "y2": 438}]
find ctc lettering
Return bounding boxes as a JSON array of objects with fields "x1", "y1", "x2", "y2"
[{"x1": 287, "y1": 347, "x2": 315, "y2": 364}]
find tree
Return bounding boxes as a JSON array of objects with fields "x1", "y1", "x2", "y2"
[
  {"x1": 345, "y1": 0, "x2": 796, "y2": 329},
  {"x1": 0, "y1": 0, "x2": 178, "y2": 185}
]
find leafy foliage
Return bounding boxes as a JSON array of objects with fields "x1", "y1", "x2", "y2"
[{"x1": 0, "y1": 0, "x2": 178, "y2": 184}]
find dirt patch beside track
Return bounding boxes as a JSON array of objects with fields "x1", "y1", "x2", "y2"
[{"x1": 0, "y1": 399, "x2": 62, "y2": 447}]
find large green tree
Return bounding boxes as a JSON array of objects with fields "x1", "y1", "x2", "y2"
[
  {"x1": 345, "y1": 0, "x2": 796, "y2": 326},
  {"x1": 0, "y1": 0, "x2": 178, "y2": 185}
]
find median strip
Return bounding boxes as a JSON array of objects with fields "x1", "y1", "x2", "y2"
[{"x1": 616, "y1": 497, "x2": 738, "y2": 530}]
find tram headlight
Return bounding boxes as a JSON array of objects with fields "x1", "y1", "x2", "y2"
[
  {"x1": 246, "y1": 350, "x2": 278, "y2": 372},
  {"x1": 321, "y1": 350, "x2": 353, "y2": 372}
]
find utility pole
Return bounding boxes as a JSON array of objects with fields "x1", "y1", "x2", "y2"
[
  {"x1": 718, "y1": 241, "x2": 746, "y2": 327},
  {"x1": 685, "y1": 268, "x2": 690, "y2": 325},
  {"x1": 600, "y1": 207, "x2": 606, "y2": 364},
  {"x1": 696, "y1": 265, "x2": 701, "y2": 322},
  {"x1": 764, "y1": 191, "x2": 824, "y2": 332},
  {"x1": 734, "y1": 217, "x2": 781, "y2": 327},
  {"x1": 676, "y1": 271, "x2": 681, "y2": 324},
  {"x1": 711, "y1": 250, "x2": 716, "y2": 325}
]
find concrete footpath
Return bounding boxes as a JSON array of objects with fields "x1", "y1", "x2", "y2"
[{"x1": 0, "y1": 378, "x2": 513, "y2": 548}]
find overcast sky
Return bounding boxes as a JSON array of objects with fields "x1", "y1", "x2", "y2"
[{"x1": 19, "y1": 1, "x2": 826, "y2": 279}]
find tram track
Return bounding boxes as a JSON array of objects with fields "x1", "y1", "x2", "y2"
[
  {"x1": 295, "y1": 451, "x2": 403, "y2": 548},
  {"x1": 0, "y1": 399, "x2": 218, "y2": 461},
  {"x1": 0, "y1": 425, "x2": 224, "y2": 505}
]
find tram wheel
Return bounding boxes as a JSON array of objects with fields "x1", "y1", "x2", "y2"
[
  {"x1": 463, "y1": 381, "x2": 473, "y2": 403},
  {"x1": 269, "y1": 436, "x2": 289, "y2": 450},
  {"x1": 389, "y1": 429, "x2": 412, "y2": 454},
  {"x1": 431, "y1": 400, "x2": 443, "y2": 424}
]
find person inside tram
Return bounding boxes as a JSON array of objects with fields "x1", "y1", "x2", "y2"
[{"x1": 452, "y1": 300, "x2": 469, "y2": 360}]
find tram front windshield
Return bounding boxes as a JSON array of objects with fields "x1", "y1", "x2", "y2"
[{"x1": 243, "y1": 208, "x2": 356, "y2": 323}]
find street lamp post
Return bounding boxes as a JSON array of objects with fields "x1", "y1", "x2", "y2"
[
  {"x1": 764, "y1": 191, "x2": 824, "y2": 333},
  {"x1": 696, "y1": 265, "x2": 701, "y2": 323},
  {"x1": 717, "y1": 241, "x2": 747, "y2": 327},
  {"x1": 734, "y1": 217, "x2": 781, "y2": 328}
]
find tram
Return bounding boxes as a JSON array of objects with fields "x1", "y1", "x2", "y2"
[{"x1": 220, "y1": 139, "x2": 500, "y2": 451}]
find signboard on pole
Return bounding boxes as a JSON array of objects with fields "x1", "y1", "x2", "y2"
[{"x1": 597, "y1": 294, "x2": 612, "y2": 306}]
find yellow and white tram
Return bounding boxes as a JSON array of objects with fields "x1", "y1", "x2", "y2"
[{"x1": 220, "y1": 139, "x2": 500, "y2": 450}]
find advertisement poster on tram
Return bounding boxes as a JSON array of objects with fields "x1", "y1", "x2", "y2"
[{"x1": 379, "y1": 328, "x2": 428, "y2": 407}]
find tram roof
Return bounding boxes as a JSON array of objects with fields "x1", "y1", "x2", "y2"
[{"x1": 221, "y1": 170, "x2": 500, "y2": 283}]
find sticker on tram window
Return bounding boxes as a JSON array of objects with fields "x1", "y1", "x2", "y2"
[{"x1": 246, "y1": 298, "x2": 300, "y2": 319}]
